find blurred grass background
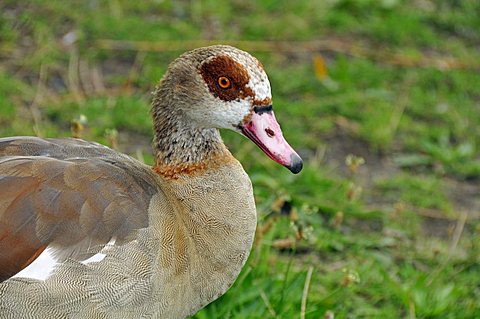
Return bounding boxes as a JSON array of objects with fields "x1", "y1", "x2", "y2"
[{"x1": 1, "y1": 0, "x2": 479, "y2": 318}]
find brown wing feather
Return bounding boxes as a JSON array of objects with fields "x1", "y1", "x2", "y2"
[{"x1": 0, "y1": 137, "x2": 159, "y2": 281}]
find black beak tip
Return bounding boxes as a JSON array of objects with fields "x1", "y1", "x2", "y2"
[{"x1": 287, "y1": 154, "x2": 303, "y2": 174}]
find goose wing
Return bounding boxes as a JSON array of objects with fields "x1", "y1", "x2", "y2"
[{"x1": 0, "y1": 137, "x2": 158, "y2": 281}]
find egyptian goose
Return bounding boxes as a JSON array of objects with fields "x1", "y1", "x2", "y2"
[{"x1": 0, "y1": 45, "x2": 302, "y2": 318}]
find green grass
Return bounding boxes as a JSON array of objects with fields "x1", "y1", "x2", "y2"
[{"x1": 1, "y1": 0, "x2": 479, "y2": 318}]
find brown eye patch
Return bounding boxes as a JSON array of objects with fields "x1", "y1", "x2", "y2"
[{"x1": 199, "y1": 55, "x2": 255, "y2": 102}]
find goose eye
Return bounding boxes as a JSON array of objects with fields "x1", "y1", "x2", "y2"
[{"x1": 217, "y1": 76, "x2": 231, "y2": 89}]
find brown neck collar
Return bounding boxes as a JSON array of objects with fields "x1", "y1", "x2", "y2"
[{"x1": 153, "y1": 149, "x2": 235, "y2": 179}]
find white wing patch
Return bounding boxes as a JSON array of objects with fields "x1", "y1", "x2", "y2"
[
  {"x1": 80, "y1": 237, "x2": 116, "y2": 265},
  {"x1": 11, "y1": 238, "x2": 116, "y2": 281},
  {"x1": 80, "y1": 252, "x2": 107, "y2": 264},
  {"x1": 12, "y1": 248, "x2": 57, "y2": 281}
]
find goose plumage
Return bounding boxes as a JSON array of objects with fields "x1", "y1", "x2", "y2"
[{"x1": 0, "y1": 45, "x2": 302, "y2": 318}]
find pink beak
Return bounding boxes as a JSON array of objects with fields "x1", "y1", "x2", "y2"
[{"x1": 240, "y1": 106, "x2": 303, "y2": 174}]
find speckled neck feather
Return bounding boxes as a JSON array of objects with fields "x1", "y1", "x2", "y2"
[{"x1": 151, "y1": 85, "x2": 232, "y2": 178}]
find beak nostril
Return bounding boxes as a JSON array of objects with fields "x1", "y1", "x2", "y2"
[{"x1": 265, "y1": 128, "x2": 275, "y2": 138}]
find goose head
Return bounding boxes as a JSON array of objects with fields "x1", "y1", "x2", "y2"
[{"x1": 153, "y1": 45, "x2": 303, "y2": 174}]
